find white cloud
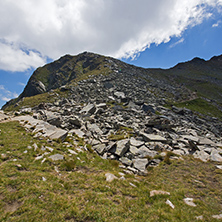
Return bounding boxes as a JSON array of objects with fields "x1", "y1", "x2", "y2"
[
  {"x1": 169, "y1": 38, "x2": 185, "y2": 48},
  {"x1": 18, "y1": 82, "x2": 26, "y2": 86},
  {"x1": 0, "y1": 0, "x2": 221, "y2": 71},
  {"x1": 0, "y1": 41, "x2": 46, "y2": 72},
  {"x1": 0, "y1": 85, "x2": 18, "y2": 103},
  {"x1": 212, "y1": 20, "x2": 222, "y2": 27}
]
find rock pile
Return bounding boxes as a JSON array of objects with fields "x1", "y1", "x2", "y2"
[{"x1": 14, "y1": 92, "x2": 222, "y2": 175}]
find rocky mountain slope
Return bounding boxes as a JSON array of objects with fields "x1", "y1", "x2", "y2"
[
  {"x1": 3, "y1": 51, "x2": 198, "y2": 110},
  {"x1": 1, "y1": 51, "x2": 222, "y2": 174},
  {"x1": 3, "y1": 52, "x2": 222, "y2": 110}
]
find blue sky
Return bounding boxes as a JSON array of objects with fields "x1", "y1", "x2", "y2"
[{"x1": 0, "y1": 0, "x2": 222, "y2": 108}]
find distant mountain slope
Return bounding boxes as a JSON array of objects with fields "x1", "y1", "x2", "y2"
[{"x1": 161, "y1": 55, "x2": 222, "y2": 103}]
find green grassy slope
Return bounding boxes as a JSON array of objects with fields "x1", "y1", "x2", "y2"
[{"x1": 0, "y1": 121, "x2": 222, "y2": 221}]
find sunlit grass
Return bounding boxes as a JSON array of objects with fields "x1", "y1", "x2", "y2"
[{"x1": 0, "y1": 121, "x2": 222, "y2": 221}]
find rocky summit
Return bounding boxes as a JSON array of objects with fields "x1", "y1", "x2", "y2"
[{"x1": 2, "y1": 51, "x2": 222, "y2": 175}]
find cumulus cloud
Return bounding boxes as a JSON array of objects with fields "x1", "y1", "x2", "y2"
[
  {"x1": 0, "y1": 85, "x2": 18, "y2": 102},
  {"x1": 0, "y1": 0, "x2": 222, "y2": 71},
  {"x1": 0, "y1": 40, "x2": 46, "y2": 72}
]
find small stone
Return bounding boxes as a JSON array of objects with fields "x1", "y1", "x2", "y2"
[
  {"x1": 183, "y1": 198, "x2": 196, "y2": 207},
  {"x1": 212, "y1": 214, "x2": 222, "y2": 219},
  {"x1": 42, "y1": 177, "x2": 47, "y2": 181},
  {"x1": 33, "y1": 143, "x2": 38, "y2": 151},
  {"x1": 127, "y1": 166, "x2": 139, "y2": 174},
  {"x1": 216, "y1": 165, "x2": 222, "y2": 169},
  {"x1": 68, "y1": 149, "x2": 77, "y2": 155},
  {"x1": 49, "y1": 154, "x2": 64, "y2": 161},
  {"x1": 150, "y1": 190, "x2": 170, "y2": 197},
  {"x1": 1, "y1": 153, "x2": 7, "y2": 160},
  {"x1": 41, "y1": 158, "x2": 46, "y2": 164},
  {"x1": 23, "y1": 150, "x2": 28, "y2": 154},
  {"x1": 105, "y1": 173, "x2": 117, "y2": 182},
  {"x1": 46, "y1": 146, "x2": 54, "y2": 152},
  {"x1": 129, "y1": 182, "x2": 136, "y2": 187},
  {"x1": 35, "y1": 155, "x2": 44, "y2": 160},
  {"x1": 166, "y1": 199, "x2": 175, "y2": 209},
  {"x1": 195, "y1": 215, "x2": 203, "y2": 220},
  {"x1": 54, "y1": 166, "x2": 59, "y2": 173}
]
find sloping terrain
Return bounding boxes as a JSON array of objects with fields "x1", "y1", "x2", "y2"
[
  {"x1": 2, "y1": 51, "x2": 198, "y2": 111},
  {"x1": 1, "y1": 52, "x2": 222, "y2": 221},
  {"x1": 0, "y1": 120, "x2": 222, "y2": 221},
  {"x1": 158, "y1": 55, "x2": 222, "y2": 103}
]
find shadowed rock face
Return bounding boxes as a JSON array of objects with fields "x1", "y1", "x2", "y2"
[{"x1": 21, "y1": 79, "x2": 46, "y2": 98}]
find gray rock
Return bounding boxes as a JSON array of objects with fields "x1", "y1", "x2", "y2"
[
  {"x1": 69, "y1": 116, "x2": 82, "y2": 128},
  {"x1": 49, "y1": 154, "x2": 64, "y2": 161},
  {"x1": 166, "y1": 199, "x2": 175, "y2": 209},
  {"x1": 119, "y1": 157, "x2": 132, "y2": 166},
  {"x1": 126, "y1": 166, "x2": 139, "y2": 174},
  {"x1": 129, "y1": 146, "x2": 139, "y2": 155},
  {"x1": 183, "y1": 198, "x2": 197, "y2": 207},
  {"x1": 115, "y1": 139, "x2": 130, "y2": 157},
  {"x1": 68, "y1": 149, "x2": 78, "y2": 155},
  {"x1": 105, "y1": 173, "x2": 117, "y2": 182},
  {"x1": 182, "y1": 135, "x2": 199, "y2": 143},
  {"x1": 193, "y1": 150, "x2": 210, "y2": 162},
  {"x1": 93, "y1": 144, "x2": 106, "y2": 155},
  {"x1": 140, "y1": 132, "x2": 167, "y2": 142},
  {"x1": 210, "y1": 149, "x2": 222, "y2": 162},
  {"x1": 137, "y1": 146, "x2": 157, "y2": 158},
  {"x1": 195, "y1": 215, "x2": 203, "y2": 220},
  {"x1": 87, "y1": 123, "x2": 103, "y2": 135},
  {"x1": 80, "y1": 104, "x2": 96, "y2": 115},
  {"x1": 33, "y1": 143, "x2": 38, "y2": 151},
  {"x1": 130, "y1": 137, "x2": 144, "y2": 147},
  {"x1": 150, "y1": 190, "x2": 170, "y2": 197},
  {"x1": 172, "y1": 150, "x2": 185, "y2": 156},
  {"x1": 132, "y1": 158, "x2": 148, "y2": 171},
  {"x1": 142, "y1": 104, "x2": 155, "y2": 113},
  {"x1": 49, "y1": 129, "x2": 68, "y2": 142},
  {"x1": 69, "y1": 129, "x2": 85, "y2": 138},
  {"x1": 198, "y1": 137, "x2": 215, "y2": 146},
  {"x1": 114, "y1": 91, "x2": 125, "y2": 99},
  {"x1": 96, "y1": 103, "x2": 107, "y2": 109},
  {"x1": 15, "y1": 115, "x2": 68, "y2": 142},
  {"x1": 212, "y1": 214, "x2": 222, "y2": 219},
  {"x1": 45, "y1": 111, "x2": 62, "y2": 127}
]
